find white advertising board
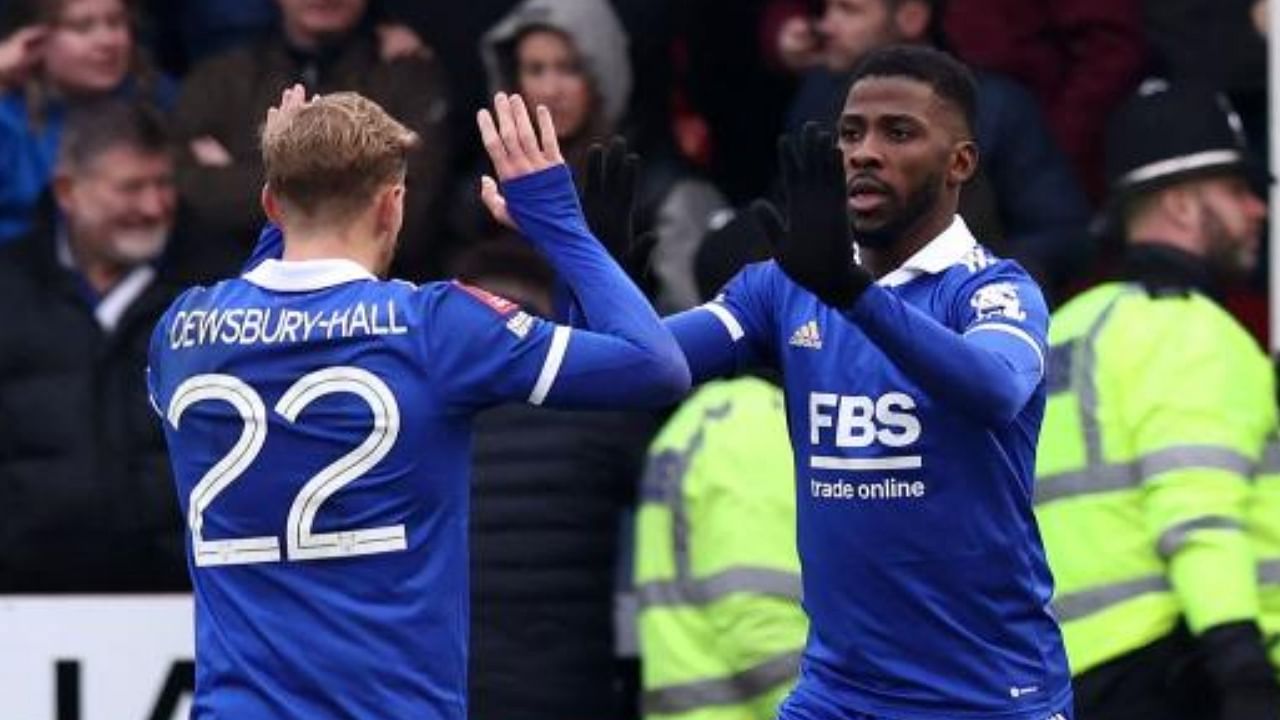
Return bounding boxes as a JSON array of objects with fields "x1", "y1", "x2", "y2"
[{"x1": 0, "y1": 595, "x2": 194, "y2": 720}]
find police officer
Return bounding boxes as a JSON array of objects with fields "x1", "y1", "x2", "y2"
[
  {"x1": 1035, "y1": 79, "x2": 1278, "y2": 719},
  {"x1": 633, "y1": 212, "x2": 808, "y2": 720}
]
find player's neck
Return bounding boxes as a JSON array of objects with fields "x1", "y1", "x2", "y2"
[
  {"x1": 861, "y1": 204, "x2": 957, "y2": 278},
  {"x1": 280, "y1": 228, "x2": 385, "y2": 276}
]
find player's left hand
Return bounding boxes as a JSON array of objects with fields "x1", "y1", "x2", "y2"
[
  {"x1": 477, "y1": 92, "x2": 563, "y2": 181},
  {"x1": 771, "y1": 122, "x2": 870, "y2": 308},
  {"x1": 477, "y1": 92, "x2": 564, "y2": 229}
]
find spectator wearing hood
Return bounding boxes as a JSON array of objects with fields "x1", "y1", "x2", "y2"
[{"x1": 474, "y1": 0, "x2": 727, "y2": 312}]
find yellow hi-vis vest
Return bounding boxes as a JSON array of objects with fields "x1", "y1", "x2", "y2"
[
  {"x1": 1035, "y1": 282, "x2": 1274, "y2": 675},
  {"x1": 1250, "y1": 435, "x2": 1280, "y2": 671},
  {"x1": 634, "y1": 377, "x2": 807, "y2": 720}
]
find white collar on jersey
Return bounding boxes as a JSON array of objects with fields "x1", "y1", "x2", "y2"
[
  {"x1": 874, "y1": 215, "x2": 978, "y2": 288},
  {"x1": 243, "y1": 258, "x2": 377, "y2": 292}
]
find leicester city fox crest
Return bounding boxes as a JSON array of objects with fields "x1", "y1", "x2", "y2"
[{"x1": 970, "y1": 282, "x2": 1027, "y2": 322}]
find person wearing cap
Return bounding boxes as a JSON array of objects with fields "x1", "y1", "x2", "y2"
[{"x1": 1034, "y1": 78, "x2": 1277, "y2": 719}]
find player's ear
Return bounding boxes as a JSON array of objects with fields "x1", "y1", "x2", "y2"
[
  {"x1": 52, "y1": 172, "x2": 76, "y2": 215},
  {"x1": 948, "y1": 140, "x2": 978, "y2": 187},
  {"x1": 375, "y1": 182, "x2": 406, "y2": 235},
  {"x1": 261, "y1": 185, "x2": 283, "y2": 223}
]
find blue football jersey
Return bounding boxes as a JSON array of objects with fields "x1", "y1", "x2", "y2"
[
  {"x1": 147, "y1": 259, "x2": 578, "y2": 719},
  {"x1": 676, "y1": 218, "x2": 1071, "y2": 718},
  {"x1": 146, "y1": 164, "x2": 687, "y2": 718}
]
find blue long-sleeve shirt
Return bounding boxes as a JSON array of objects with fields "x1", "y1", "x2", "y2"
[
  {"x1": 664, "y1": 216, "x2": 1070, "y2": 719},
  {"x1": 146, "y1": 163, "x2": 687, "y2": 719}
]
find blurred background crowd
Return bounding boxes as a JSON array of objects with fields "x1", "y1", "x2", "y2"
[{"x1": 0, "y1": 0, "x2": 1277, "y2": 719}]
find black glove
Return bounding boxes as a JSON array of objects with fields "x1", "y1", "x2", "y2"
[
  {"x1": 1199, "y1": 621, "x2": 1280, "y2": 720},
  {"x1": 580, "y1": 136, "x2": 649, "y2": 274},
  {"x1": 769, "y1": 122, "x2": 870, "y2": 308}
]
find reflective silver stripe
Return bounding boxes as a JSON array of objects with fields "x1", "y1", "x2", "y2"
[
  {"x1": 1036, "y1": 445, "x2": 1255, "y2": 505},
  {"x1": 1077, "y1": 290, "x2": 1137, "y2": 470},
  {"x1": 1259, "y1": 559, "x2": 1280, "y2": 586},
  {"x1": 1035, "y1": 462, "x2": 1134, "y2": 504},
  {"x1": 637, "y1": 567, "x2": 802, "y2": 608},
  {"x1": 1156, "y1": 515, "x2": 1245, "y2": 559},
  {"x1": 1138, "y1": 445, "x2": 1253, "y2": 481},
  {"x1": 642, "y1": 650, "x2": 802, "y2": 715},
  {"x1": 640, "y1": 401, "x2": 732, "y2": 580},
  {"x1": 1052, "y1": 575, "x2": 1171, "y2": 622},
  {"x1": 1260, "y1": 438, "x2": 1280, "y2": 475}
]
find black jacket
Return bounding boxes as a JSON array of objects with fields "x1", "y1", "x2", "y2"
[
  {"x1": 0, "y1": 219, "x2": 187, "y2": 592},
  {"x1": 468, "y1": 403, "x2": 658, "y2": 720}
]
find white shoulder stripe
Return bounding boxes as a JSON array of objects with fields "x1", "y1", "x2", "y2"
[
  {"x1": 529, "y1": 326, "x2": 572, "y2": 405},
  {"x1": 964, "y1": 323, "x2": 1045, "y2": 378},
  {"x1": 702, "y1": 303, "x2": 745, "y2": 341}
]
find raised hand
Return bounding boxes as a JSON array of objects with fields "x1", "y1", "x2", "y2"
[
  {"x1": 477, "y1": 93, "x2": 563, "y2": 227},
  {"x1": 0, "y1": 26, "x2": 48, "y2": 90},
  {"x1": 477, "y1": 92, "x2": 562, "y2": 181},
  {"x1": 263, "y1": 84, "x2": 309, "y2": 141},
  {"x1": 770, "y1": 122, "x2": 869, "y2": 308},
  {"x1": 581, "y1": 136, "x2": 643, "y2": 270}
]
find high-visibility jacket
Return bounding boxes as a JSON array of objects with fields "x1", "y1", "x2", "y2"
[
  {"x1": 1250, "y1": 435, "x2": 1280, "y2": 670},
  {"x1": 1035, "y1": 281, "x2": 1274, "y2": 676},
  {"x1": 634, "y1": 377, "x2": 807, "y2": 720}
]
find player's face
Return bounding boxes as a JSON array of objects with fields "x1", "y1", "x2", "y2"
[
  {"x1": 43, "y1": 0, "x2": 132, "y2": 95},
  {"x1": 837, "y1": 76, "x2": 975, "y2": 248},
  {"x1": 514, "y1": 30, "x2": 593, "y2": 140},
  {"x1": 816, "y1": 0, "x2": 898, "y2": 73},
  {"x1": 1193, "y1": 174, "x2": 1267, "y2": 275},
  {"x1": 60, "y1": 146, "x2": 176, "y2": 266},
  {"x1": 277, "y1": 0, "x2": 367, "y2": 41}
]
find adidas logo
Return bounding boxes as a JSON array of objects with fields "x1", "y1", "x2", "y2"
[{"x1": 789, "y1": 320, "x2": 823, "y2": 349}]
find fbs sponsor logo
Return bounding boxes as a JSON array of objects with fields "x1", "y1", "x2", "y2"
[{"x1": 789, "y1": 320, "x2": 822, "y2": 349}]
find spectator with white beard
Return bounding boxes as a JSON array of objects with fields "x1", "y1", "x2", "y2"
[{"x1": 0, "y1": 98, "x2": 187, "y2": 592}]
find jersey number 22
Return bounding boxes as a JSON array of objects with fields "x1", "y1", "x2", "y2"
[{"x1": 167, "y1": 366, "x2": 405, "y2": 568}]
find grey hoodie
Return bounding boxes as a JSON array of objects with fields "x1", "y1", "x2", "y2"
[{"x1": 480, "y1": 0, "x2": 633, "y2": 131}]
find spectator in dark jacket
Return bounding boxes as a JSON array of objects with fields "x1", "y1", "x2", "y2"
[
  {"x1": 171, "y1": 0, "x2": 451, "y2": 281},
  {"x1": 458, "y1": 240, "x2": 661, "y2": 720},
  {"x1": 0, "y1": 0, "x2": 175, "y2": 245},
  {"x1": 777, "y1": 0, "x2": 1092, "y2": 304},
  {"x1": 942, "y1": 0, "x2": 1147, "y2": 201},
  {"x1": 0, "y1": 99, "x2": 186, "y2": 592}
]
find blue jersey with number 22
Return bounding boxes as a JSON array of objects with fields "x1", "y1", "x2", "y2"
[{"x1": 147, "y1": 165, "x2": 687, "y2": 719}]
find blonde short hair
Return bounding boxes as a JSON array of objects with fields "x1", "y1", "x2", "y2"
[{"x1": 261, "y1": 92, "x2": 419, "y2": 220}]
